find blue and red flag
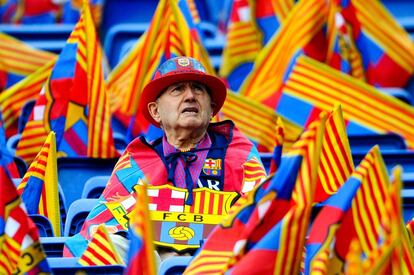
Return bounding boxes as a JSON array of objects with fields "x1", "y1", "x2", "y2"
[{"x1": 0, "y1": 110, "x2": 20, "y2": 178}]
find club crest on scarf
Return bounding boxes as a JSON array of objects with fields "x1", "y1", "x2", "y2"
[{"x1": 202, "y1": 158, "x2": 222, "y2": 176}]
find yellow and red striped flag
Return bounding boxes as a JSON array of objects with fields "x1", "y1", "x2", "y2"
[
  {"x1": 238, "y1": 0, "x2": 328, "y2": 103},
  {"x1": 282, "y1": 56, "x2": 414, "y2": 148},
  {"x1": 0, "y1": 59, "x2": 55, "y2": 136},
  {"x1": 221, "y1": 91, "x2": 302, "y2": 152},
  {"x1": 314, "y1": 105, "x2": 355, "y2": 202},
  {"x1": 0, "y1": 32, "x2": 56, "y2": 78},
  {"x1": 78, "y1": 224, "x2": 124, "y2": 266},
  {"x1": 17, "y1": 131, "x2": 61, "y2": 237}
]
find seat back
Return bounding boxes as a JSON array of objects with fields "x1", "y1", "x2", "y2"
[
  {"x1": 81, "y1": 176, "x2": 110, "y2": 199},
  {"x1": 57, "y1": 157, "x2": 118, "y2": 207},
  {"x1": 40, "y1": 236, "x2": 68, "y2": 257},
  {"x1": 64, "y1": 198, "x2": 99, "y2": 237},
  {"x1": 158, "y1": 256, "x2": 193, "y2": 275},
  {"x1": 29, "y1": 214, "x2": 54, "y2": 237}
]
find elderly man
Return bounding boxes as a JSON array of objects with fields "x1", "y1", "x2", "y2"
[{"x1": 64, "y1": 56, "x2": 267, "y2": 261}]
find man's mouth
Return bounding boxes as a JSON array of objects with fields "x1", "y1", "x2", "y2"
[{"x1": 182, "y1": 107, "x2": 199, "y2": 114}]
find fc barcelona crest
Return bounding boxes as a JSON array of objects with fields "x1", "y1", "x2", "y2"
[
  {"x1": 203, "y1": 158, "x2": 222, "y2": 176},
  {"x1": 146, "y1": 185, "x2": 238, "y2": 251}
]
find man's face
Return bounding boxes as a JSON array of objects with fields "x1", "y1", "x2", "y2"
[{"x1": 148, "y1": 81, "x2": 214, "y2": 132}]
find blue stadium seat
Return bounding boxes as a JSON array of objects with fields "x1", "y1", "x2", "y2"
[
  {"x1": 0, "y1": 24, "x2": 74, "y2": 53},
  {"x1": 40, "y1": 236, "x2": 68, "y2": 257},
  {"x1": 47, "y1": 257, "x2": 125, "y2": 274},
  {"x1": 352, "y1": 150, "x2": 414, "y2": 174},
  {"x1": 57, "y1": 157, "x2": 118, "y2": 207},
  {"x1": 29, "y1": 214, "x2": 54, "y2": 237},
  {"x1": 64, "y1": 198, "x2": 99, "y2": 237},
  {"x1": 6, "y1": 133, "x2": 21, "y2": 156},
  {"x1": 113, "y1": 132, "x2": 128, "y2": 154},
  {"x1": 158, "y1": 256, "x2": 192, "y2": 275},
  {"x1": 379, "y1": 88, "x2": 413, "y2": 105},
  {"x1": 402, "y1": 189, "x2": 414, "y2": 222},
  {"x1": 81, "y1": 176, "x2": 110, "y2": 199},
  {"x1": 348, "y1": 133, "x2": 407, "y2": 153}
]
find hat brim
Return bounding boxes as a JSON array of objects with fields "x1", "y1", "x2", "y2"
[{"x1": 139, "y1": 72, "x2": 227, "y2": 127}]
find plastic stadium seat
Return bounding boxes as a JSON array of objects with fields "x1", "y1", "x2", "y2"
[
  {"x1": 352, "y1": 150, "x2": 414, "y2": 174},
  {"x1": 113, "y1": 132, "x2": 128, "y2": 154},
  {"x1": 0, "y1": 24, "x2": 74, "y2": 53},
  {"x1": 81, "y1": 176, "x2": 110, "y2": 199},
  {"x1": 402, "y1": 189, "x2": 414, "y2": 222},
  {"x1": 48, "y1": 257, "x2": 125, "y2": 274},
  {"x1": 158, "y1": 256, "x2": 192, "y2": 275},
  {"x1": 40, "y1": 236, "x2": 68, "y2": 257},
  {"x1": 379, "y1": 88, "x2": 413, "y2": 105},
  {"x1": 348, "y1": 133, "x2": 407, "y2": 153},
  {"x1": 57, "y1": 157, "x2": 118, "y2": 207},
  {"x1": 29, "y1": 214, "x2": 54, "y2": 237},
  {"x1": 64, "y1": 198, "x2": 99, "y2": 237}
]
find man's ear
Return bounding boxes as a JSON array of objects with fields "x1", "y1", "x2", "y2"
[
  {"x1": 148, "y1": 102, "x2": 161, "y2": 123},
  {"x1": 210, "y1": 102, "x2": 217, "y2": 118}
]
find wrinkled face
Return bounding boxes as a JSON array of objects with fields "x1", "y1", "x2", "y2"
[{"x1": 147, "y1": 81, "x2": 215, "y2": 132}]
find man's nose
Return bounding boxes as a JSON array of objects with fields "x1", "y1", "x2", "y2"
[{"x1": 183, "y1": 86, "x2": 197, "y2": 100}]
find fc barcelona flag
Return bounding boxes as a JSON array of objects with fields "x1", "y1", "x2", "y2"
[{"x1": 16, "y1": 2, "x2": 119, "y2": 164}]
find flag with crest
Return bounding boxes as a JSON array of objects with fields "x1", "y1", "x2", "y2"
[
  {"x1": 0, "y1": 150, "x2": 51, "y2": 274},
  {"x1": 17, "y1": 131, "x2": 61, "y2": 237},
  {"x1": 15, "y1": 2, "x2": 119, "y2": 164}
]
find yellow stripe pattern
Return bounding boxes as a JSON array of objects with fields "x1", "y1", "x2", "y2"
[
  {"x1": 222, "y1": 91, "x2": 302, "y2": 152},
  {"x1": 184, "y1": 250, "x2": 233, "y2": 275},
  {"x1": 239, "y1": 0, "x2": 328, "y2": 102},
  {"x1": 283, "y1": 56, "x2": 414, "y2": 148}
]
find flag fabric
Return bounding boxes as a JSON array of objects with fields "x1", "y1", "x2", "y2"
[
  {"x1": 281, "y1": 56, "x2": 414, "y2": 148},
  {"x1": 329, "y1": 146, "x2": 392, "y2": 273},
  {"x1": 220, "y1": 91, "x2": 302, "y2": 152},
  {"x1": 219, "y1": 0, "x2": 292, "y2": 91},
  {"x1": 304, "y1": 146, "x2": 378, "y2": 274},
  {"x1": 124, "y1": 184, "x2": 157, "y2": 275},
  {"x1": 16, "y1": 2, "x2": 119, "y2": 164},
  {"x1": 313, "y1": 105, "x2": 354, "y2": 202},
  {"x1": 227, "y1": 113, "x2": 325, "y2": 275},
  {"x1": 185, "y1": 113, "x2": 325, "y2": 274},
  {"x1": 0, "y1": 151, "x2": 51, "y2": 274},
  {"x1": 78, "y1": 223, "x2": 124, "y2": 266},
  {"x1": 238, "y1": 0, "x2": 328, "y2": 106},
  {"x1": 0, "y1": 110, "x2": 20, "y2": 178},
  {"x1": 0, "y1": 32, "x2": 56, "y2": 90},
  {"x1": 268, "y1": 117, "x2": 284, "y2": 174},
  {"x1": 17, "y1": 131, "x2": 61, "y2": 237},
  {"x1": 0, "y1": 60, "x2": 55, "y2": 137},
  {"x1": 326, "y1": 0, "x2": 414, "y2": 89}
]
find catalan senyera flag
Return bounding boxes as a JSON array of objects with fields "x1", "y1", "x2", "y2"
[
  {"x1": 0, "y1": 60, "x2": 55, "y2": 138},
  {"x1": 78, "y1": 224, "x2": 124, "y2": 266},
  {"x1": 0, "y1": 152, "x2": 51, "y2": 275},
  {"x1": 124, "y1": 184, "x2": 157, "y2": 275},
  {"x1": 221, "y1": 91, "x2": 302, "y2": 152},
  {"x1": 327, "y1": 0, "x2": 414, "y2": 88},
  {"x1": 0, "y1": 110, "x2": 20, "y2": 178},
  {"x1": 238, "y1": 0, "x2": 328, "y2": 106},
  {"x1": 313, "y1": 105, "x2": 354, "y2": 202},
  {"x1": 329, "y1": 146, "x2": 391, "y2": 273},
  {"x1": 16, "y1": 2, "x2": 119, "y2": 164},
  {"x1": 220, "y1": 0, "x2": 293, "y2": 91},
  {"x1": 304, "y1": 147, "x2": 378, "y2": 274},
  {"x1": 17, "y1": 131, "x2": 61, "y2": 237},
  {"x1": 281, "y1": 56, "x2": 414, "y2": 148},
  {"x1": 0, "y1": 32, "x2": 56, "y2": 90}
]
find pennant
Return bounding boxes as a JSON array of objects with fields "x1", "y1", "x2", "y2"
[
  {"x1": 0, "y1": 152, "x2": 51, "y2": 274},
  {"x1": 268, "y1": 117, "x2": 284, "y2": 174},
  {"x1": 78, "y1": 224, "x2": 124, "y2": 266},
  {"x1": 124, "y1": 184, "x2": 157, "y2": 275},
  {"x1": 17, "y1": 131, "x2": 61, "y2": 237},
  {"x1": 16, "y1": 2, "x2": 119, "y2": 164}
]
